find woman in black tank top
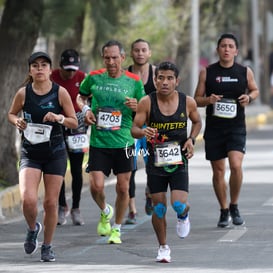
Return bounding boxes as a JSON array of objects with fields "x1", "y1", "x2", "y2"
[{"x1": 7, "y1": 51, "x2": 78, "y2": 262}]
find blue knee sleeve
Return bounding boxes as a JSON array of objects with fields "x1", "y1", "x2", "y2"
[
  {"x1": 153, "y1": 203, "x2": 167, "y2": 219},
  {"x1": 172, "y1": 201, "x2": 186, "y2": 216}
]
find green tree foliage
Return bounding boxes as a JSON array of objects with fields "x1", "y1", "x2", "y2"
[
  {"x1": 41, "y1": 0, "x2": 86, "y2": 37},
  {"x1": 40, "y1": 0, "x2": 88, "y2": 67},
  {"x1": 39, "y1": 0, "x2": 135, "y2": 69},
  {"x1": 86, "y1": 0, "x2": 133, "y2": 67},
  {"x1": 120, "y1": 0, "x2": 180, "y2": 67}
]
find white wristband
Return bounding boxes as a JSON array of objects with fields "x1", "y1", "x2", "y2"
[
  {"x1": 82, "y1": 105, "x2": 91, "y2": 116},
  {"x1": 58, "y1": 114, "x2": 65, "y2": 124}
]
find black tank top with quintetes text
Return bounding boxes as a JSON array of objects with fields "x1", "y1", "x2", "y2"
[{"x1": 146, "y1": 91, "x2": 188, "y2": 176}]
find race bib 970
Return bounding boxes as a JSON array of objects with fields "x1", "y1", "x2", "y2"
[{"x1": 66, "y1": 134, "x2": 89, "y2": 153}]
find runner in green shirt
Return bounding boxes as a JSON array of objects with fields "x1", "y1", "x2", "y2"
[{"x1": 77, "y1": 40, "x2": 145, "y2": 244}]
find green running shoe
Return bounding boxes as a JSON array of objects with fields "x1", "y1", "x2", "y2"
[
  {"x1": 97, "y1": 204, "x2": 113, "y2": 236},
  {"x1": 108, "y1": 228, "x2": 122, "y2": 244}
]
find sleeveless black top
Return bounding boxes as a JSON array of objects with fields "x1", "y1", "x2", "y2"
[
  {"x1": 146, "y1": 91, "x2": 188, "y2": 176},
  {"x1": 205, "y1": 62, "x2": 247, "y2": 129},
  {"x1": 23, "y1": 82, "x2": 64, "y2": 146},
  {"x1": 128, "y1": 64, "x2": 156, "y2": 94}
]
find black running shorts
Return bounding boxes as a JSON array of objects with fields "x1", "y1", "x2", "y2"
[
  {"x1": 147, "y1": 171, "x2": 189, "y2": 194},
  {"x1": 88, "y1": 145, "x2": 134, "y2": 176},
  {"x1": 204, "y1": 127, "x2": 246, "y2": 161}
]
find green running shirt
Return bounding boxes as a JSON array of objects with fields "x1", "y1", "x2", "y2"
[{"x1": 80, "y1": 68, "x2": 145, "y2": 148}]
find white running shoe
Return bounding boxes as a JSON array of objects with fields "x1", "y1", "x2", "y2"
[
  {"x1": 57, "y1": 205, "x2": 69, "y2": 226},
  {"x1": 156, "y1": 245, "x2": 171, "y2": 263},
  {"x1": 176, "y1": 214, "x2": 190, "y2": 238},
  {"x1": 71, "y1": 208, "x2": 85, "y2": 226}
]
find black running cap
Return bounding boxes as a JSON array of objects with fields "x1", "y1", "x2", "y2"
[{"x1": 28, "y1": 51, "x2": 52, "y2": 65}]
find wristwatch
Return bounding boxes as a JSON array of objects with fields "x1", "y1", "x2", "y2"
[
  {"x1": 188, "y1": 136, "x2": 195, "y2": 145},
  {"x1": 58, "y1": 114, "x2": 65, "y2": 124},
  {"x1": 248, "y1": 95, "x2": 253, "y2": 104}
]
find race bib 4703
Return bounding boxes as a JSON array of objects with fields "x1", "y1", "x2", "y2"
[{"x1": 96, "y1": 107, "x2": 122, "y2": 130}]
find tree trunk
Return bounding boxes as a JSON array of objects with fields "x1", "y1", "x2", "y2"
[{"x1": 0, "y1": 0, "x2": 43, "y2": 185}]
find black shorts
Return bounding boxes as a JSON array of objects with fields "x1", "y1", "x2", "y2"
[
  {"x1": 204, "y1": 127, "x2": 246, "y2": 161},
  {"x1": 88, "y1": 146, "x2": 134, "y2": 176},
  {"x1": 147, "y1": 171, "x2": 189, "y2": 194},
  {"x1": 19, "y1": 144, "x2": 67, "y2": 176}
]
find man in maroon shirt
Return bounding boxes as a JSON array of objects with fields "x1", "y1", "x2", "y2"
[{"x1": 51, "y1": 49, "x2": 87, "y2": 226}]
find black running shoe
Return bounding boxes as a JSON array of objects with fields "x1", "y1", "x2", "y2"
[
  {"x1": 24, "y1": 222, "x2": 42, "y2": 254},
  {"x1": 145, "y1": 186, "x2": 153, "y2": 216},
  {"x1": 217, "y1": 208, "x2": 230, "y2": 228},
  {"x1": 145, "y1": 196, "x2": 153, "y2": 216},
  {"x1": 229, "y1": 204, "x2": 245, "y2": 225}
]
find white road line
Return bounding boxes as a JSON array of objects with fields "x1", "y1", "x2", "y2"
[
  {"x1": 262, "y1": 197, "x2": 273, "y2": 206},
  {"x1": 218, "y1": 227, "x2": 248, "y2": 242}
]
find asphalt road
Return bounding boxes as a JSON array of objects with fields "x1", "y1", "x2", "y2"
[{"x1": 0, "y1": 121, "x2": 273, "y2": 273}]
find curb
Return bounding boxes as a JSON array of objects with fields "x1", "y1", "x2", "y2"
[
  {"x1": 0, "y1": 168, "x2": 90, "y2": 223},
  {"x1": 1, "y1": 107, "x2": 273, "y2": 223}
]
